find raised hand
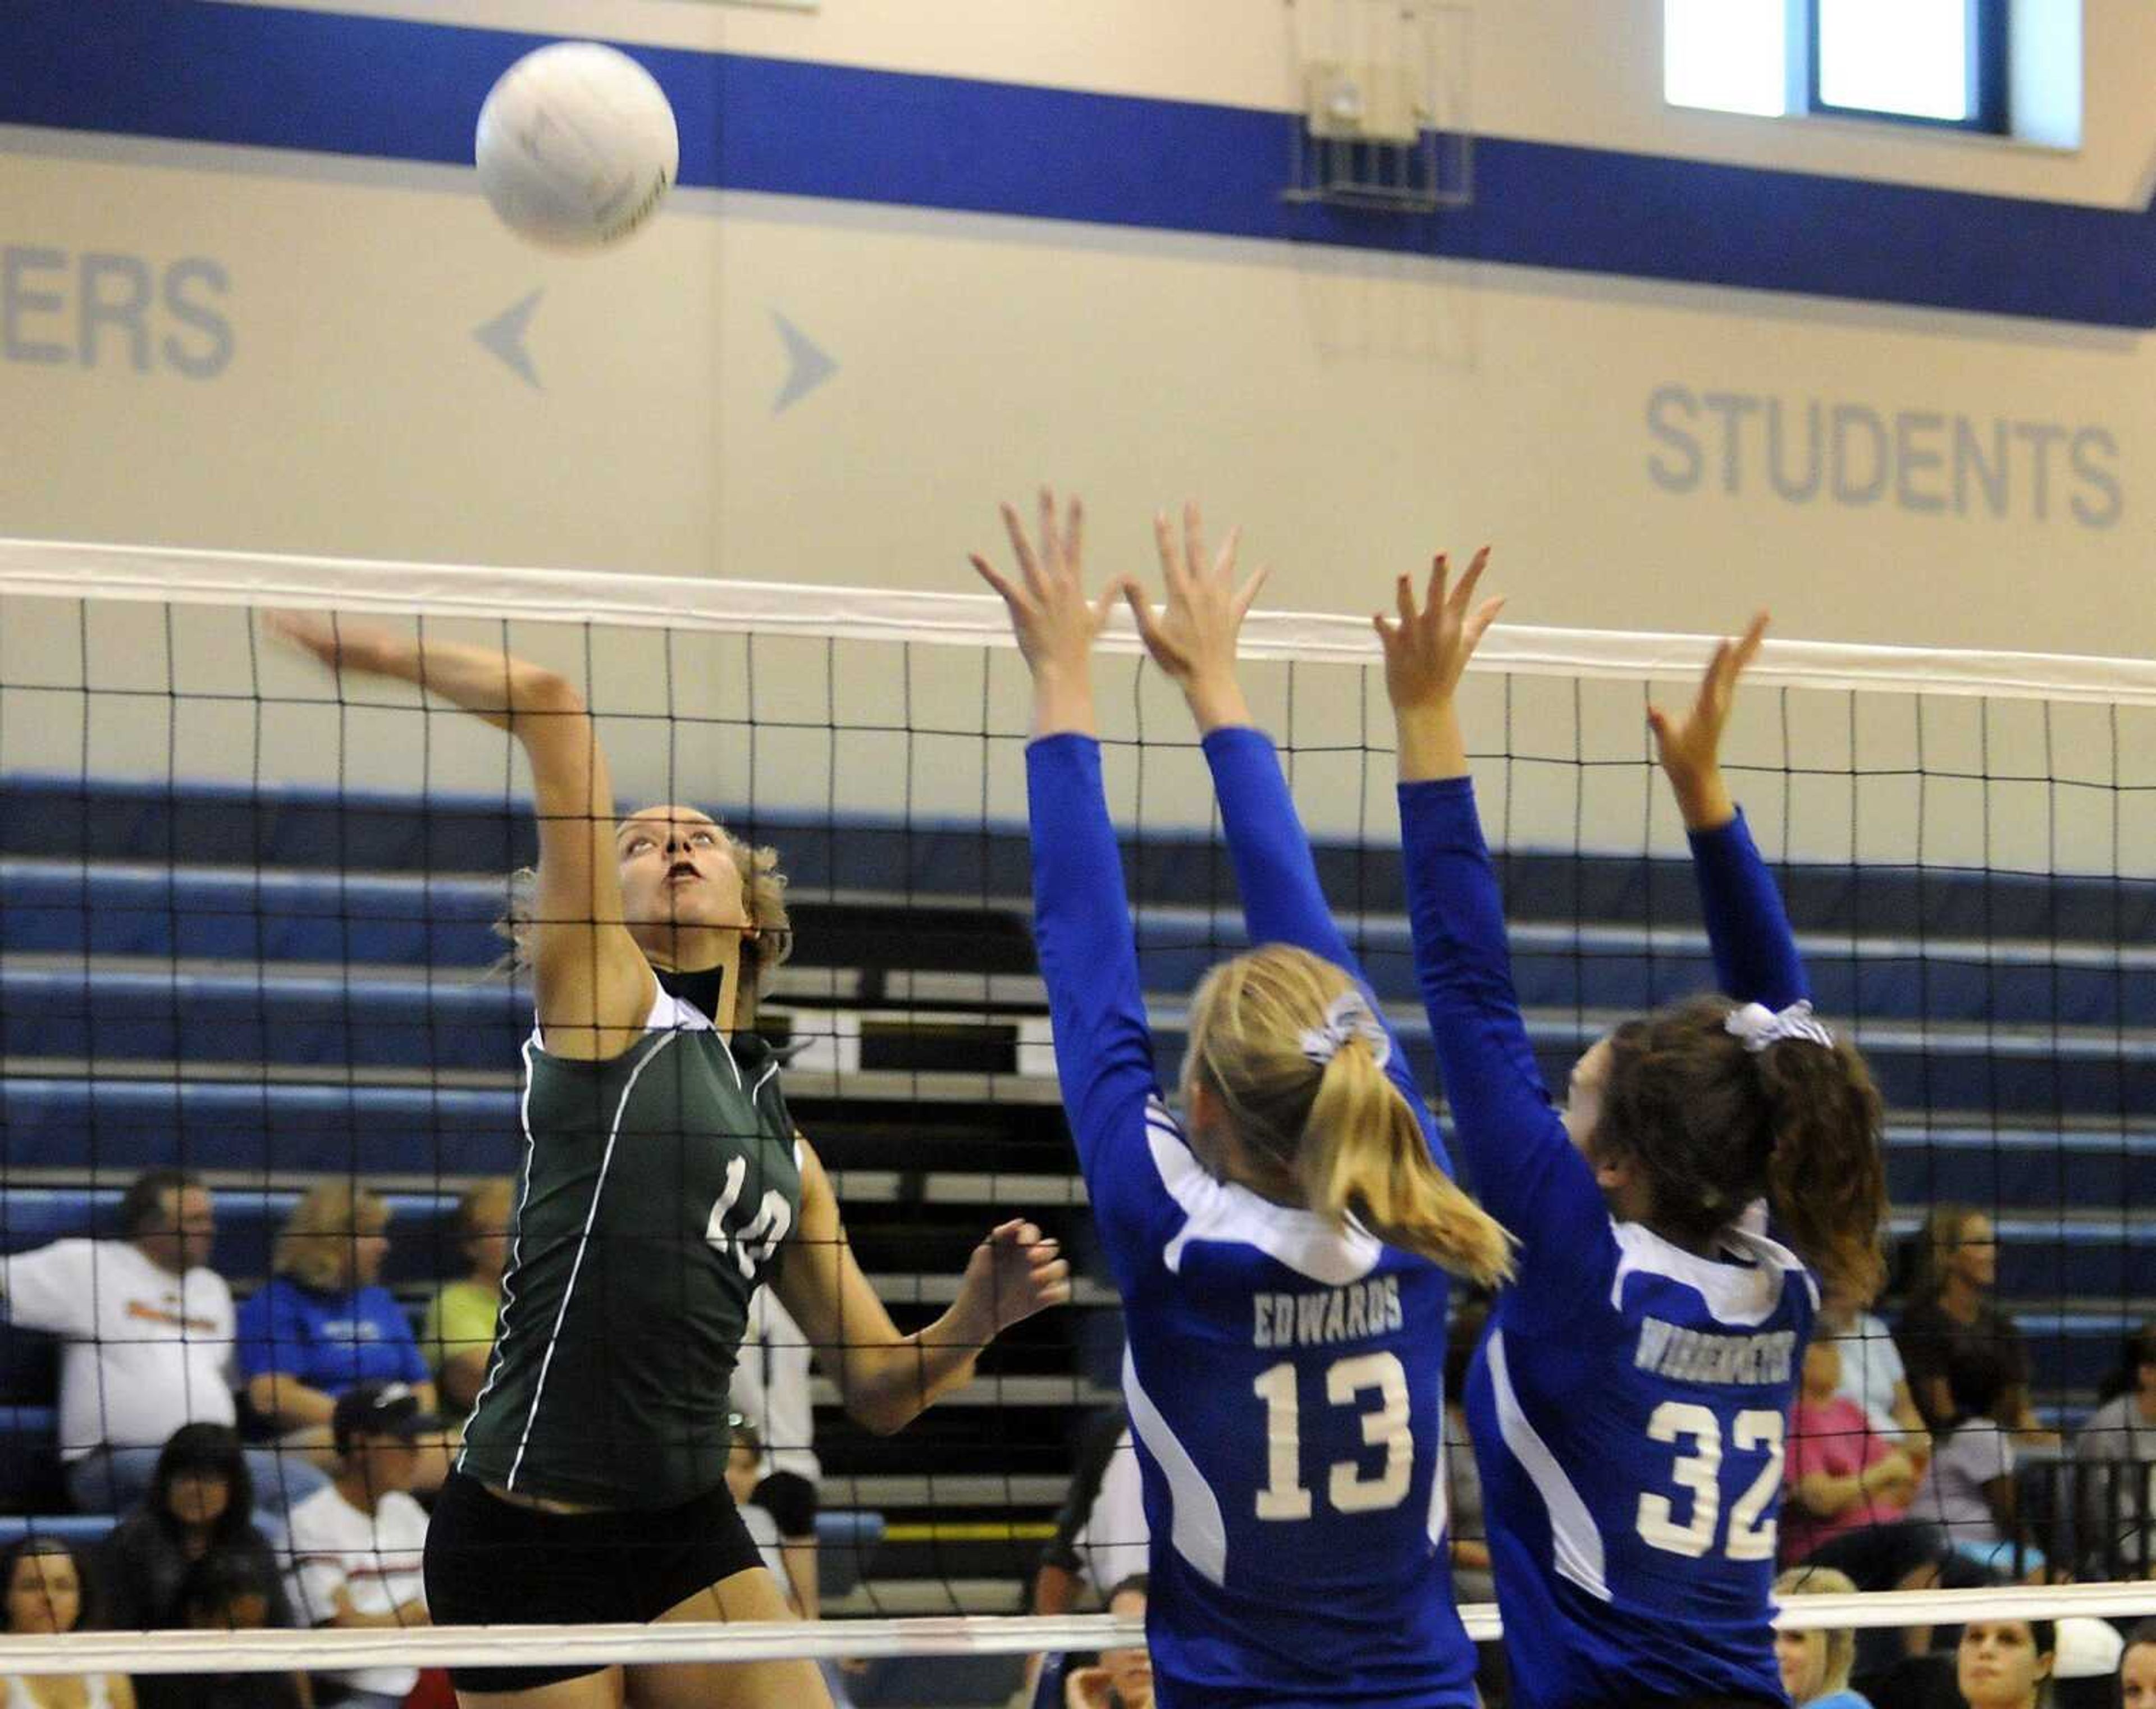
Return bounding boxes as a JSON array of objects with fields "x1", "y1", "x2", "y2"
[
  {"x1": 970, "y1": 490, "x2": 1123, "y2": 737},
  {"x1": 949, "y1": 1219, "x2": 1072, "y2": 1342},
  {"x1": 1374, "y1": 549, "x2": 1502, "y2": 710},
  {"x1": 1122, "y1": 500, "x2": 1270, "y2": 732},
  {"x1": 1646, "y1": 611, "x2": 1767, "y2": 831}
]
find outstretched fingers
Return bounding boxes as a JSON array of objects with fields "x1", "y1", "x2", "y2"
[
  {"x1": 1461, "y1": 592, "x2": 1508, "y2": 655},
  {"x1": 1000, "y1": 502, "x2": 1045, "y2": 599}
]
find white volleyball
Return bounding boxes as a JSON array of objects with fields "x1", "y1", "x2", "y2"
[{"x1": 474, "y1": 42, "x2": 679, "y2": 251}]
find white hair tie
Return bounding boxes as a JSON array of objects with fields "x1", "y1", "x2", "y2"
[
  {"x1": 1300, "y1": 990, "x2": 1392, "y2": 1070},
  {"x1": 1724, "y1": 999, "x2": 1835, "y2": 1054}
]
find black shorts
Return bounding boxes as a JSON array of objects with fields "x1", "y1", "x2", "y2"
[
  {"x1": 752, "y1": 1470, "x2": 819, "y2": 1540},
  {"x1": 423, "y1": 1473, "x2": 769, "y2": 1692}
]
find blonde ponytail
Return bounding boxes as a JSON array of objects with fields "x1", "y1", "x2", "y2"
[
  {"x1": 1300, "y1": 1045, "x2": 1514, "y2": 1286},
  {"x1": 1187, "y1": 944, "x2": 1514, "y2": 1286}
]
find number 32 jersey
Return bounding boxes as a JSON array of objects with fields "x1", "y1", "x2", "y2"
[
  {"x1": 1464, "y1": 1221, "x2": 1815, "y2": 1707},
  {"x1": 1400, "y1": 774, "x2": 1820, "y2": 1709},
  {"x1": 459, "y1": 985, "x2": 802, "y2": 1509}
]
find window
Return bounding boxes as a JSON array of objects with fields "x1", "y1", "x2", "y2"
[{"x1": 1665, "y1": 0, "x2": 2020, "y2": 136}]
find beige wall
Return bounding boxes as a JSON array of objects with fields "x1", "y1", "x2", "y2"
[{"x1": 3, "y1": 2, "x2": 2152, "y2": 870}]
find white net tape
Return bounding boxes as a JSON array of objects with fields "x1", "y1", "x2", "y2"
[
  {"x1": 7, "y1": 536, "x2": 2156, "y2": 703},
  {"x1": 0, "y1": 1586, "x2": 2154, "y2": 1674}
]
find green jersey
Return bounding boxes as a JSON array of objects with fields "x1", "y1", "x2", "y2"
[{"x1": 459, "y1": 989, "x2": 803, "y2": 1509}]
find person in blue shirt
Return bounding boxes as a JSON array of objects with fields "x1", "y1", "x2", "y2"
[
  {"x1": 974, "y1": 493, "x2": 1511, "y2": 1709},
  {"x1": 1376, "y1": 551, "x2": 1889, "y2": 1709},
  {"x1": 236, "y1": 1182, "x2": 434, "y2": 1477}
]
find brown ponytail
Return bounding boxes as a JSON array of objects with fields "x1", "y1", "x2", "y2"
[
  {"x1": 1186, "y1": 944, "x2": 1514, "y2": 1286},
  {"x1": 1600, "y1": 993, "x2": 1887, "y2": 1300},
  {"x1": 1756, "y1": 1031, "x2": 1889, "y2": 1303}
]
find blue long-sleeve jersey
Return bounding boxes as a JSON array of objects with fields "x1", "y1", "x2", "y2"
[
  {"x1": 1029, "y1": 729, "x2": 1478, "y2": 1709},
  {"x1": 1397, "y1": 777, "x2": 1818, "y2": 1709}
]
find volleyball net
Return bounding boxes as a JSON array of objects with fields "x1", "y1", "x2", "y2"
[{"x1": 0, "y1": 537, "x2": 2152, "y2": 1687}]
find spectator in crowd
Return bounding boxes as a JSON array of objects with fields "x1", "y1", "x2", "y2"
[
  {"x1": 1442, "y1": 1296, "x2": 1495, "y2": 1611},
  {"x1": 723, "y1": 1416, "x2": 792, "y2": 1609},
  {"x1": 1954, "y1": 1619, "x2": 2053, "y2": 1709},
  {"x1": 1027, "y1": 1409, "x2": 1149, "y2": 1703},
  {"x1": 1, "y1": 1536, "x2": 135, "y2": 1709},
  {"x1": 729, "y1": 1285, "x2": 821, "y2": 1619},
  {"x1": 2048, "y1": 1619, "x2": 2122, "y2": 1709},
  {"x1": 142, "y1": 1553, "x2": 308, "y2": 1709},
  {"x1": 99, "y1": 1425, "x2": 294, "y2": 1633},
  {"x1": 2072, "y1": 1319, "x2": 2156, "y2": 1578},
  {"x1": 418, "y1": 1179, "x2": 511, "y2": 1420},
  {"x1": 1062, "y1": 1575, "x2": 1152, "y2": 1709},
  {"x1": 1783, "y1": 1338, "x2": 1919, "y2": 1566},
  {"x1": 2120, "y1": 1619, "x2": 2156, "y2": 1709},
  {"x1": 282, "y1": 1383, "x2": 433, "y2": 1709},
  {"x1": 0, "y1": 1169, "x2": 324, "y2": 1516},
  {"x1": 1894, "y1": 1208, "x2": 2045, "y2": 1441},
  {"x1": 1908, "y1": 1350, "x2": 2040, "y2": 1578},
  {"x1": 1772, "y1": 1566, "x2": 1872, "y2": 1708},
  {"x1": 1033, "y1": 1409, "x2": 1148, "y2": 1621},
  {"x1": 236, "y1": 1184, "x2": 434, "y2": 1476},
  {"x1": 1823, "y1": 1280, "x2": 1931, "y2": 1473}
]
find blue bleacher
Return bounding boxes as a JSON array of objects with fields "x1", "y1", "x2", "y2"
[{"x1": 1, "y1": 773, "x2": 2149, "y2": 1530}]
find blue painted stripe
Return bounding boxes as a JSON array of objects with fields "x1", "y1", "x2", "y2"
[{"x1": 5, "y1": 4, "x2": 2153, "y2": 323}]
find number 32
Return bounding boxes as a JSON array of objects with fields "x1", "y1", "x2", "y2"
[{"x1": 1636, "y1": 1401, "x2": 1783, "y2": 1561}]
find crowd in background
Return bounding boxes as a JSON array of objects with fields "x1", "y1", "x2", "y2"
[
  {"x1": 0, "y1": 1167, "x2": 2149, "y2": 1709},
  {"x1": 0, "y1": 1168, "x2": 829, "y2": 1709}
]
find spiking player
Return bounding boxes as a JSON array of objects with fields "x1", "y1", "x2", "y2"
[
  {"x1": 1379, "y1": 556, "x2": 1889, "y2": 1708},
  {"x1": 975, "y1": 493, "x2": 1511, "y2": 1708},
  {"x1": 269, "y1": 612, "x2": 1068, "y2": 1709}
]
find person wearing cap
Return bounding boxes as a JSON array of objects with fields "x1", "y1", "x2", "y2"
[{"x1": 281, "y1": 1383, "x2": 435, "y2": 1709}]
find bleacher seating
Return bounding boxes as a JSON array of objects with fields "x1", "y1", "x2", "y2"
[{"x1": 2, "y1": 773, "x2": 2151, "y2": 1614}]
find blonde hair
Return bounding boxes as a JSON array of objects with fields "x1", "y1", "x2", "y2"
[
  {"x1": 458, "y1": 1177, "x2": 515, "y2": 1241},
  {"x1": 1774, "y1": 1566, "x2": 1858, "y2": 1699},
  {"x1": 1185, "y1": 945, "x2": 1513, "y2": 1286},
  {"x1": 495, "y1": 819, "x2": 794, "y2": 1007},
  {"x1": 273, "y1": 1181, "x2": 389, "y2": 1292}
]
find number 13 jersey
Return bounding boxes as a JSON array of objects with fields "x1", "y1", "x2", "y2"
[
  {"x1": 459, "y1": 985, "x2": 802, "y2": 1509},
  {"x1": 1029, "y1": 733, "x2": 1479, "y2": 1709}
]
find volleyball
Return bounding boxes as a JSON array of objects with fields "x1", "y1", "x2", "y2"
[{"x1": 473, "y1": 42, "x2": 679, "y2": 251}]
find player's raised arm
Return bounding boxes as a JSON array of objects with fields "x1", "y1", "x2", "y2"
[
  {"x1": 1125, "y1": 499, "x2": 1452, "y2": 1174},
  {"x1": 971, "y1": 492, "x2": 1167, "y2": 1204},
  {"x1": 1647, "y1": 613, "x2": 1810, "y2": 1013},
  {"x1": 266, "y1": 614, "x2": 652, "y2": 1059},
  {"x1": 1377, "y1": 554, "x2": 1602, "y2": 1263}
]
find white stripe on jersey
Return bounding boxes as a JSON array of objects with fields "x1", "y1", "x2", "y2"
[
  {"x1": 1486, "y1": 1328, "x2": 1611, "y2": 1602},
  {"x1": 1427, "y1": 1369, "x2": 1450, "y2": 1548},
  {"x1": 1123, "y1": 1343, "x2": 1228, "y2": 1585},
  {"x1": 506, "y1": 1029, "x2": 682, "y2": 1488},
  {"x1": 1608, "y1": 1221, "x2": 1818, "y2": 1326},
  {"x1": 1143, "y1": 1098, "x2": 1381, "y2": 1286}
]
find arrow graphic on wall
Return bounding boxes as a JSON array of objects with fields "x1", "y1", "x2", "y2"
[
  {"x1": 474, "y1": 290, "x2": 543, "y2": 389},
  {"x1": 771, "y1": 311, "x2": 837, "y2": 414}
]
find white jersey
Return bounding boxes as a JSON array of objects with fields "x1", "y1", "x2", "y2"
[
  {"x1": 0, "y1": 1239, "x2": 236, "y2": 1461},
  {"x1": 1072, "y1": 1427, "x2": 1150, "y2": 1598},
  {"x1": 731, "y1": 1286, "x2": 820, "y2": 1486}
]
